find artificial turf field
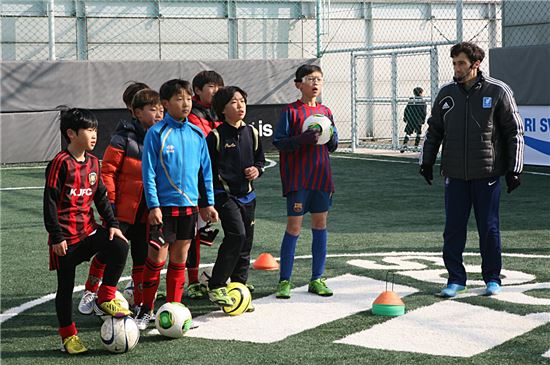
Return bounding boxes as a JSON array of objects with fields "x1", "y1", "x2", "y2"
[{"x1": 1, "y1": 153, "x2": 549, "y2": 365}]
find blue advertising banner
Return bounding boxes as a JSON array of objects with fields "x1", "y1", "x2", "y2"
[{"x1": 519, "y1": 105, "x2": 550, "y2": 166}]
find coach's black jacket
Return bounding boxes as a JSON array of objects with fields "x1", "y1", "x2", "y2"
[
  {"x1": 206, "y1": 121, "x2": 266, "y2": 198},
  {"x1": 421, "y1": 71, "x2": 524, "y2": 180}
]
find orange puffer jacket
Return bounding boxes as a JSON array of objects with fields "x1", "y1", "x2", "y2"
[{"x1": 101, "y1": 119, "x2": 147, "y2": 225}]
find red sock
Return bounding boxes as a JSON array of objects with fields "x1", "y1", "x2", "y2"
[
  {"x1": 131, "y1": 265, "x2": 145, "y2": 306},
  {"x1": 59, "y1": 322, "x2": 77, "y2": 340},
  {"x1": 166, "y1": 261, "x2": 186, "y2": 303},
  {"x1": 96, "y1": 285, "x2": 117, "y2": 304},
  {"x1": 142, "y1": 258, "x2": 165, "y2": 310},
  {"x1": 85, "y1": 256, "x2": 106, "y2": 292}
]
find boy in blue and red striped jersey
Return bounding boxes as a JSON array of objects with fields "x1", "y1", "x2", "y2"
[
  {"x1": 272, "y1": 64, "x2": 338, "y2": 299},
  {"x1": 43, "y1": 108, "x2": 131, "y2": 354}
]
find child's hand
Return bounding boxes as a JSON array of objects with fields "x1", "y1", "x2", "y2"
[
  {"x1": 200, "y1": 206, "x2": 219, "y2": 223},
  {"x1": 244, "y1": 166, "x2": 259, "y2": 181},
  {"x1": 109, "y1": 227, "x2": 128, "y2": 243},
  {"x1": 52, "y1": 240, "x2": 68, "y2": 256},
  {"x1": 149, "y1": 208, "x2": 163, "y2": 225}
]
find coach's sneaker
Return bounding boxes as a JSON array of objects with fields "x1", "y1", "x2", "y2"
[
  {"x1": 485, "y1": 282, "x2": 501, "y2": 296},
  {"x1": 208, "y1": 287, "x2": 234, "y2": 307},
  {"x1": 187, "y1": 283, "x2": 205, "y2": 299},
  {"x1": 437, "y1": 283, "x2": 467, "y2": 298},
  {"x1": 61, "y1": 335, "x2": 88, "y2": 355},
  {"x1": 135, "y1": 306, "x2": 154, "y2": 330},
  {"x1": 275, "y1": 280, "x2": 291, "y2": 299},
  {"x1": 246, "y1": 283, "x2": 255, "y2": 293},
  {"x1": 96, "y1": 298, "x2": 132, "y2": 318},
  {"x1": 78, "y1": 290, "x2": 96, "y2": 315},
  {"x1": 308, "y1": 278, "x2": 333, "y2": 297}
]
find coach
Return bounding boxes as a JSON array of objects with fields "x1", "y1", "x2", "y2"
[{"x1": 419, "y1": 41, "x2": 525, "y2": 298}]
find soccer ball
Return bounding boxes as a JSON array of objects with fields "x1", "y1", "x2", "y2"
[
  {"x1": 100, "y1": 316, "x2": 140, "y2": 353},
  {"x1": 222, "y1": 282, "x2": 252, "y2": 316},
  {"x1": 122, "y1": 280, "x2": 134, "y2": 306},
  {"x1": 155, "y1": 302, "x2": 193, "y2": 338},
  {"x1": 199, "y1": 267, "x2": 230, "y2": 290},
  {"x1": 302, "y1": 114, "x2": 334, "y2": 145}
]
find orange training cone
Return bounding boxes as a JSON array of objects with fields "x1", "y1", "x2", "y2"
[
  {"x1": 372, "y1": 272, "x2": 406, "y2": 316},
  {"x1": 252, "y1": 253, "x2": 279, "y2": 270}
]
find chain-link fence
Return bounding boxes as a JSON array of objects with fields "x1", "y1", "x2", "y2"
[{"x1": 2, "y1": 0, "x2": 549, "y2": 151}]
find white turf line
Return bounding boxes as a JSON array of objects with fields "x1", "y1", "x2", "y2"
[
  {"x1": 182, "y1": 274, "x2": 417, "y2": 343},
  {"x1": 1, "y1": 252, "x2": 549, "y2": 325},
  {"x1": 1, "y1": 155, "x2": 548, "y2": 191},
  {"x1": 335, "y1": 300, "x2": 550, "y2": 357},
  {"x1": 543, "y1": 349, "x2": 550, "y2": 358}
]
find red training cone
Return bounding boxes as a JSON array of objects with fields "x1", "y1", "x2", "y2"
[{"x1": 252, "y1": 253, "x2": 279, "y2": 270}]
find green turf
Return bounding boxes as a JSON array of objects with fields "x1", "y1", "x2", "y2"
[{"x1": 1, "y1": 153, "x2": 549, "y2": 364}]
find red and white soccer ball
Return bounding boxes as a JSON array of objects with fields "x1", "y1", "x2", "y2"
[{"x1": 302, "y1": 114, "x2": 333, "y2": 145}]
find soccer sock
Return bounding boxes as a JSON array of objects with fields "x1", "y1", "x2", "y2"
[
  {"x1": 166, "y1": 261, "x2": 186, "y2": 303},
  {"x1": 311, "y1": 228, "x2": 328, "y2": 281},
  {"x1": 58, "y1": 322, "x2": 77, "y2": 340},
  {"x1": 279, "y1": 231, "x2": 299, "y2": 281},
  {"x1": 187, "y1": 235, "x2": 200, "y2": 283},
  {"x1": 131, "y1": 265, "x2": 145, "y2": 306},
  {"x1": 85, "y1": 256, "x2": 106, "y2": 292},
  {"x1": 96, "y1": 284, "x2": 117, "y2": 304},
  {"x1": 142, "y1": 258, "x2": 165, "y2": 310}
]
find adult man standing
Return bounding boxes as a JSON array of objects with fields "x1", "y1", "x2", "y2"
[{"x1": 419, "y1": 41, "x2": 524, "y2": 298}]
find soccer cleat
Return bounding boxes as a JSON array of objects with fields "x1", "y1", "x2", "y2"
[
  {"x1": 61, "y1": 335, "x2": 88, "y2": 355},
  {"x1": 78, "y1": 290, "x2": 96, "y2": 315},
  {"x1": 135, "y1": 306, "x2": 154, "y2": 330},
  {"x1": 94, "y1": 298, "x2": 132, "y2": 318},
  {"x1": 208, "y1": 287, "x2": 234, "y2": 307},
  {"x1": 246, "y1": 283, "x2": 255, "y2": 293},
  {"x1": 308, "y1": 278, "x2": 333, "y2": 297},
  {"x1": 437, "y1": 283, "x2": 467, "y2": 298},
  {"x1": 246, "y1": 303, "x2": 255, "y2": 313},
  {"x1": 187, "y1": 283, "x2": 205, "y2": 299},
  {"x1": 275, "y1": 280, "x2": 291, "y2": 299},
  {"x1": 485, "y1": 282, "x2": 501, "y2": 296}
]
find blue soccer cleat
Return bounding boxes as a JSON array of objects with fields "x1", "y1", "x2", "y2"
[
  {"x1": 437, "y1": 283, "x2": 466, "y2": 298},
  {"x1": 485, "y1": 281, "x2": 501, "y2": 296}
]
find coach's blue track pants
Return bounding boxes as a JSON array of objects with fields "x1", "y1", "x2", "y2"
[{"x1": 443, "y1": 176, "x2": 502, "y2": 286}]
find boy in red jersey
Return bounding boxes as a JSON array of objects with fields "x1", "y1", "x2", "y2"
[
  {"x1": 43, "y1": 108, "x2": 131, "y2": 354},
  {"x1": 185, "y1": 70, "x2": 224, "y2": 299},
  {"x1": 78, "y1": 83, "x2": 153, "y2": 315},
  {"x1": 272, "y1": 64, "x2": 338, "y2": 299}
]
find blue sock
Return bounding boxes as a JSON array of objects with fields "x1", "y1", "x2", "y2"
[
  {"x1": 311, "y1": 228, "x2": 327, "y2": 280},
  {"x1": 279, "y1": 232, "x2": 299, "y2": 281}
]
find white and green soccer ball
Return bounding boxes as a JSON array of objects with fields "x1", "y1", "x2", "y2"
[{"x1": 155, "y1": 302, "x2": 193, "y2": 339}]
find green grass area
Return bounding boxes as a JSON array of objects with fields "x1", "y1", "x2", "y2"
[{"x1": 1, "y1": 154, "x2": 549, "y2": 365}]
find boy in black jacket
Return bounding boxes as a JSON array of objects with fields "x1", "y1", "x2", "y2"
[{"x1": 206, "y1": 86, "x2": 266, "y2": 308}]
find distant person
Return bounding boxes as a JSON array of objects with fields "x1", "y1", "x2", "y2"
[
  {"x1": 43, "y1": 108, "x2": 130, "y2": 354},
  {"x1": 400, "y1": 87, "x2": 427, "y2": 153},
  {"x1": 420, "y1": 42, "x2": 524, "y2": 298},
  {"x1": 184, "y1": 70, "x2": 225, "y2": 299},
  {"x1": 122, "y1": 82, "x2": 150, "y2": 116},
  {"x1": 206, "y1": 86, "x2": 265, "y2": 308},
  {"x1": 272, "y1": 64, "x2": 338, "y2": 299},
  {"x1": 136, "y1": 79, "x2": 218, "y2": 330}
]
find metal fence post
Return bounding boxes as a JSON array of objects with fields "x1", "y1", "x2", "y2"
[
  {"x1": 227, "y1": 0, "x2": 238, "y2": 59},
  {"x1": 350, "y1": 52, "x2": 357, "y2": 152},
  {"x1": 75, "y1": 0, "x2": 87, "y2": 60},
  {"x1": 47, "y1": 0, "x2": 56, "y2": 60},
  {"x1": 456, "y1": 0, "x2": 463, "y2": 43},
  {"x1": 391, "y1": 52, "x2": 398, "y2": 149}
]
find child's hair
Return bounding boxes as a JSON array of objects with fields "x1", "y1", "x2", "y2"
[
  {"x1": 132, "y1": 89, "x2": 161, "y2": 110},
  {"x1": 192, "y1": 71, "x2": 225, "y2": 93},
  {"x1": 294, "y1": 64, "x2": 323, "y2": 82},
  {"x1": 212, "y1": 86, "x2": 248, "y2": 122},
  {"x1": 159, "y1": 79, "x2": 193, "y2": 101},
  {"x1": 413, "y1": 87, "x2": 424, "y2": 96},
  {"x1": 450, "y1": 42, "x2": 485, "y2": 64},
  {"x1": 59, "y1": 108, "x2": 98, "y2": 143},
  {"x1": 122, "y1": 82, "x2": 150, "y2": 107}
]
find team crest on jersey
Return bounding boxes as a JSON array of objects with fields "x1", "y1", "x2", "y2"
[
  {"x1": 483, "y1": 97, "x2": 492, "y2": 108},
  {"x1": 88, "y1": 172, "x2": 97, "y2": 185},
  {"x1": 166, "y1": 145, "x2": 175, "y2": 153},
  {"x1": 293, "y1": 203, "x2": 303, "y2": 212},
  {"x1": 224, "y1": 142, "x2": 237, "y2": 148}
]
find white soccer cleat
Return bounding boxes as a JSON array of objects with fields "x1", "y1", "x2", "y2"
[{"x1": 78, "y1": 290, "x2": 96, "y2": 315}]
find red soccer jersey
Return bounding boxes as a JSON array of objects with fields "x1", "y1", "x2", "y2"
[{"x1": 43, "y1": 150, "x2": 117, "y2": 269}]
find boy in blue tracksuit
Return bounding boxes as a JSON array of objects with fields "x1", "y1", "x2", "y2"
[{"x1": 137, "y1": 79, "x2": 218, "y2": 330}]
